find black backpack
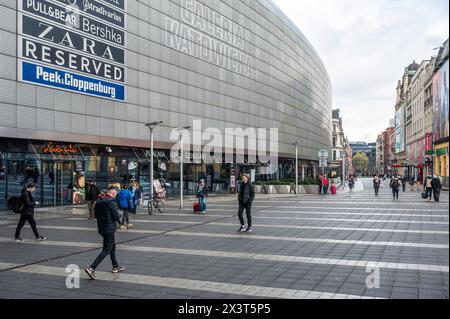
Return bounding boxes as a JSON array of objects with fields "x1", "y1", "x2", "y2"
[
  {"x1": 8, "y1": 196, "x2": 24, "y2": 214},
  {"x1": 392, "y1": 179, "x2": 400, "y2": 189}
]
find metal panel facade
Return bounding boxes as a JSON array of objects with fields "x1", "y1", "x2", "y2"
[{"x1": 0, "y1": 0, "x2": 332, "y2": 160}]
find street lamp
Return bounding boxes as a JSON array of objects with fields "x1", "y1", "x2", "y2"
[
  {"x1": 145, "y1": 121, "x2": 163, "y2": 201},
  {"x1": 292, "y1": 142, "x2": 300, "y2": 197},
  {"x1": 176, "y1": 126, "x2": 191, "y2": 209}
]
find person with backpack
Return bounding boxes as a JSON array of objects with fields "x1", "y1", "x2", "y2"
[
  {"x1": 390, "y1": 175, "x2": 401, "y2": 201},
  {"x1": 85, "y1": 186, "x2": 125, "y2": 280},
  {"x1": 373, "y1": 175, "x2": 381, "y2": 196},
  {"x1": 424, "y1": 172, "x2": 433, "y2": 201},
  {"x1": 237, "y1": 174, "x2": 255, "y2": 233},
  {"x1": 116, "y1": 184, "x2": 133, "y2": 230},
  {"x1": 196, "y1": 179, "x2": 208, "y2": 214},
  {"x1": 14, "y1": 183, "x2": 46, "y2": 242}
]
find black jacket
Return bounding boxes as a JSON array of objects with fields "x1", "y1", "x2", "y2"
[
  {"x1": 20, "y1": 189, "x2": 36, "y2": 216},
  {"x1": 86, "y1": 184, "x2": 100, "y2": 201},
  {"x1": 238, "y1": 182, "x2": 255, "y2": 205},
  {"x1": 196, "y1": 185, "x2": 208, "y2": 198},
  {"x1": 94, "y1": 196, "x2": 121, "y2": 235},
  {"x1": 431, "y1": 178, "x2": 442, "y2": 191}
]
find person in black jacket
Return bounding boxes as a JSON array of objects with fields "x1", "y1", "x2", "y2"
[
  {"x1": 431, "y1": 175, "x2": 442, "y2": 202},
  {"x1": 237, "y1": 174, "x2": 255, "y2": 233},
  {"x1": 86, "y1": 181, "x2": 100, "y2": 220},
  {"x1": 85, "y1": 186, "x2": 125, "y2": 280},
  {"x1": 14, "y1": 183, "x2": 46, "y2": 242}
]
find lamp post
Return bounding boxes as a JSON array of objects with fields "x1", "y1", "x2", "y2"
[
  {"x1": 292, "y1": 142, "x2": 300, "y2": 196},
  {"x1": 176, "y1": 126, "x2": 191, "y2": 209},
  {"x1": 145, "y1": 121, "x2": 163, "y2": 201}
]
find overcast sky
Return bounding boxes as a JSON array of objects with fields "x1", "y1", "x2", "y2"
[{"x1": 272, "y1": 0, "x2": 449, "y2": 142}]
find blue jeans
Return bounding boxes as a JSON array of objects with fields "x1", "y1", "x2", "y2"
[{"x1": 198, "y1": 197, "x2": 207, "y2": 212}]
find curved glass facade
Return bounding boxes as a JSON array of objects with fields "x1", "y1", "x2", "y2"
[{"x1": 0, "y1": 0, "x2": 332, "y2": 208}]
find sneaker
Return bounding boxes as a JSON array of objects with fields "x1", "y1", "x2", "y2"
[
  {"x1": 112, "y1": 265, "x2": 125, "y2": 273},
  {"x1": 36, "y1": 236, "x2": 47, "y2": 241},
  {"x1": 14, "y1": 237, "x2": 24, "y2": 242},
  {"x1": 85, "y1": 267, "x2": 96, "y2": 280},
  {"x1": 200, "y1": 211, "x2": 206, "y2": 215},
  {"x1": 237, "y1": 226, "x2": 246, "y2": 233},
  {"x1": 127, "y1": 224, "x2": 134, "y2": 229},
  {"x1": 245, "y1": 227, "x2": 253, "y2": 233},
  {"x1": 119, "y1": 225, "x2": 127, "y2": 230}
]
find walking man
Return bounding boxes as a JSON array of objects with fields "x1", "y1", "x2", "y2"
[
  {"x1": 431, "y1": 175, "x2": 442, "y2": 202},
  {"x1": 117, "y1": 185, "x2": 133, "y2": 230},
  {"x1": 401, "y1": 176, "x2": 407, "y2": 192},
  {"x1": 373, "y1": 175, "x2": 381, "y2": 197},
  {"x1": 237, "y1": 174, "x2": 255, "y2": 233},
  {"x1": 424, "y1": 172, "x2": 433, "y2": 201},
  {"x1": 86, "y1": 181, "x2": 100, "y2": 220},
  {"x1": 390, "y1": 175, "x2": 401, "y2": 201},
  {"x1": 85, "y1": 186, "x2": 125, "y2": 280},
  {"x1": 14, "y1": 183, "x2": 46, "y2": 242}
]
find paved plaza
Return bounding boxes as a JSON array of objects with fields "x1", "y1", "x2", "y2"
[{"x1": 0, "y1": 179, "x2": 448, "y2": 299}]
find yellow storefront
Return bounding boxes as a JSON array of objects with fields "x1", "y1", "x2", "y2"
[{"x1": 434, "y1": 142, "x2": 449, "y2": 188}]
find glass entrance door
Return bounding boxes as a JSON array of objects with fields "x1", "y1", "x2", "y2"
[{"x1": 42, "y1": 161, "x2": 74, "y2": 206}]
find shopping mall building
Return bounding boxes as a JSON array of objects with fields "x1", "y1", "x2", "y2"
[{"x1": 0, "y1": 0, "x2": 332, "y2": 209}]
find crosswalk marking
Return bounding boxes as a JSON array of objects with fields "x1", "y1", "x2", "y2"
[
  {"x1": 259, "y1": 210, "x2": 449, "y2": 218},
  {"x1": 14, "y1": 222, "x2": 449, "y2": 236},
  {"x1": 0, "y1": 263, "x2": 378, "y2": 299},
  {"x1": 211, "y1": 205, "x2": 449, "y2": 212},
  {"x1": 156, "y1": 213, "x2": 450, "y2": 225},
  {"x1": 0, "y1": 237, "x2": 448, "y2": 273},
  {"x1": 165, "y1": 232, "x2": 449, "y2": 249}
]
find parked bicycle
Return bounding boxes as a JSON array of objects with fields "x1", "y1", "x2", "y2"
[{"x1": 145, "y1": 192, "x2": 166, "y2": 215}]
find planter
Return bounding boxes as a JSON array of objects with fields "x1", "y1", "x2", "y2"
[
  {"x1": 303, "y1": 185, "x2": 320, "y2": 194},
  {"x1": 263, "y1": 185, "x2": 277, "y2": 194},
  {"x1": 254, "y1": 185, "x2": 262, "y2": 193},
  {"x1": 274, "y1": 185, "x2": 291, "y2": 194}
]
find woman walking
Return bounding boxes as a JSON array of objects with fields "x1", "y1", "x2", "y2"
[
  {"x1": 196, "y1": 179, "x2": 208, "y2": 214},
  {"x1": 129, "y1": 182, "x2": 142, "y2": 214}
]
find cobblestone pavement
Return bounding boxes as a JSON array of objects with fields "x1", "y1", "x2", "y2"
[{"x1": 0, "y1": 179, "x2": 448, "y2": 299}]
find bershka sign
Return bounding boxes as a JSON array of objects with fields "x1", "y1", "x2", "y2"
[
  {"x1": 20, "y1": 0, "x2": 125, "y2": 47},
  {"x1": 20, "y1": 14, "x2": 125, "y2": 64},
  {"x1": 18, "y1": 0, "x2": 127, "y2": 101}
]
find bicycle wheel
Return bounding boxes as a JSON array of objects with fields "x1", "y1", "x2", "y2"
[
  {"x1": 156, "y1": 200, "x2": 165, "y2": 213},
  {"x1": 148, "y1": 200, "x2": 154, "y2": 215}
]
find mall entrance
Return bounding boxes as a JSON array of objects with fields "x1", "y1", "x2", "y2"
[{"x1": 41, "y1": 160, "x2": 85, "y2": 207}]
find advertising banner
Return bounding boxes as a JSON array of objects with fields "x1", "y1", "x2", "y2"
[
  {"x1": 19, "y1": 60, "x2": 125, "y2": 100},
  {"x1": 17, "y1": 0, "x2": 126, "y2": 101},
  {"x1": 395, "y1": 105, "x2": 405, "y2": 153},
  {"x1": 433, "y1": 60, "x2": 449, "y2": 142}
]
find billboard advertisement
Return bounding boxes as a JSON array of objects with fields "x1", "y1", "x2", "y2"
[
  {"x1": 395, "y1": 105, "x2": 405, "y2": 153},
  {"x1": 433, "y1": 60, "x2": 449, "y2": 142},
  {"x1": 17, "y1": 0, "x2": 126, "y2": 101}
]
